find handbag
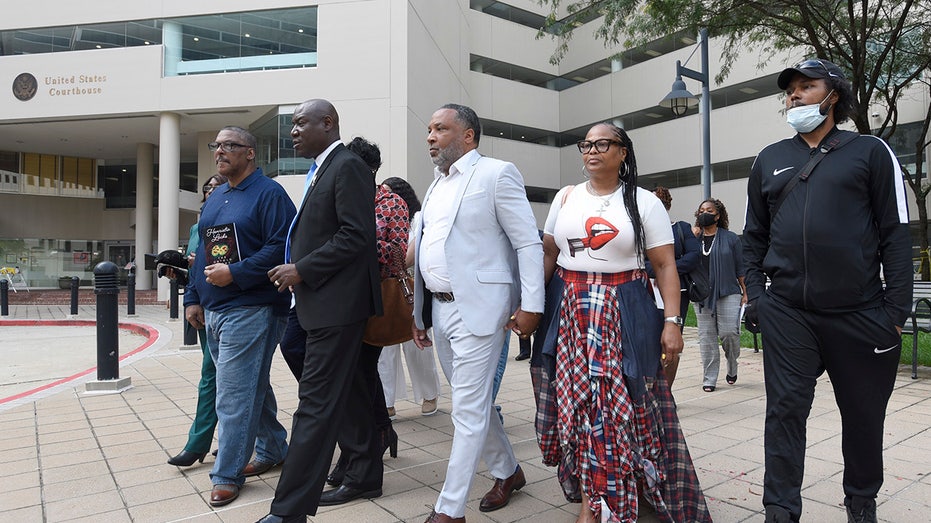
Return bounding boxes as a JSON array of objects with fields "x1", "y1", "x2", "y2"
[
  {"x1": 674, "y1": 222, "x2": 710, "y2": 303},
  {"x1": 363, "y1": 246, "x2": 415, "y2": 346}
]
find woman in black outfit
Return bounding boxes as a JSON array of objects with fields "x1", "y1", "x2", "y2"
[{"x1": 644, "y1": 186, "x2": 700, "y2": 387}]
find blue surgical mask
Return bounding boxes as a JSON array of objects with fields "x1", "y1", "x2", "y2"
[{"x1": 786, "y1": 90, "x2": 834, "y2": 134}]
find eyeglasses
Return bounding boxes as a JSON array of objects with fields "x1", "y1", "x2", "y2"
[
  {"x1": 794, "y1": 59, "x2": 840, "y2": 78},
  {"x1": 202, "y1": 184, "x2": 219, "y2": 194},
  {"x1": 577, "y1": 139, "x2": 623, "y2": 154},
  {"x1": 207, "y1": 141, "x2": 250, "y2": 152}
]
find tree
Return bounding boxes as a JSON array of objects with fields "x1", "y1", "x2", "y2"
[{"x1": 539, "y1": 0, "x2": 931, "y2": 276}]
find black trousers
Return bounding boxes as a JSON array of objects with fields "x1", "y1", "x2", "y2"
[
  {"x1": 278, "y1": 307, "x2": 306, "y2": 381},
  {"x1": 270, "y1": 319, "x2": 366, "y2": 516},
  {"x1": 334, "y1": 342, "x2": 387, "y2": 490},
  {"x1": 759, "y1": 293, "x2": 901, "y2": 521}
]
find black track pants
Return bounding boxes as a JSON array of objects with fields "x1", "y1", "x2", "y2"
[{"x1": 759, "y1": 293, "x2": 901, "y2": 521}]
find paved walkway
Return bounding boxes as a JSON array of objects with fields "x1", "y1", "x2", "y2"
[{"x1": 1, "y1": 304, "x2": 929, "y2": 522}]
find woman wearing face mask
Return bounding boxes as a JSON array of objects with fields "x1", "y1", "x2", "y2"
[{"x1": 692, "y1": 198, "x2": 747, "y2": 392}]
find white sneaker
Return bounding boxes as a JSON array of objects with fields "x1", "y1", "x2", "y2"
[{"x1": 421, "y1": 398, "x2": 438, "y2": 416}]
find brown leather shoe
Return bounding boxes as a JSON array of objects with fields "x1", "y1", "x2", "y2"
[
  {"x1": 423, "y1": 509, "x2": 465, "y2": 523},
  {"x1": 209, "y1": 483, "x2": 240, "y2": 507},
  {"x1": 242, "y1": 459, "x2": 280, "y2": 477},
  {"x1": 479, "y1": 465, "x2": 526, "y2": 512}
]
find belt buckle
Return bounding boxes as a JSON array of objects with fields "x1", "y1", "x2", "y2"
[{"x1": 434, "y1": 291, "x2": 454, "y2": 303}]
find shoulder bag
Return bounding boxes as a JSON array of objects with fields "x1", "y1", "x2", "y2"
[
  {"x1": 675, "y1": 222, "x2": 710, "y2": 302},
  {"x1": 363, "y1": 246, "x2": 415, "y2": 346}
]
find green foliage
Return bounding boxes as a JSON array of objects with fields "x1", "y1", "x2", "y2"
[
  {"x1": 537, "y1": 0, "x2": 931, "y2": 136},
  {"x1": 900, "y1": 331, "x2": 931, "y2": 367},
  {"x1": 684, "y1": 303, "x2": 929, "y2": 366}
]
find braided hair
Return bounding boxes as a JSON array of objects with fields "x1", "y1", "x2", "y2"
[{"x1": 598, "y1": 122, "x2": 646, "y2": 264}]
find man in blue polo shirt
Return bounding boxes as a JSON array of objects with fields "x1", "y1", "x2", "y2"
[{"x1": 184, "y1": 126, "x2": 296, "y2": 507}]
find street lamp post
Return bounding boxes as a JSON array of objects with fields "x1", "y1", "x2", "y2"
[{"x1": 659, "y1": 28, "x2": 711, "y2": 200}]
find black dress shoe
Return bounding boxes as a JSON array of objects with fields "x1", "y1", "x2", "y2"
[
  {"x1": 255, "y1": 514, "x2": 305, "y2": 523},
  {"x1": 326, "y1": 457, "x2": 346, "y2": 487},
  {"x1": 318, "y1": 484, "x2": 383, "y2": 506},
  {"x1": 514, "y1": 351, "x2": 530, "y2": 361},
  {"x1": 167, "y1": 450, "x2": 206, "y2": 466}
]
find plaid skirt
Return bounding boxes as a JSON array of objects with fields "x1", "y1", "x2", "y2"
[{"x1": 536, "y1": 268, "x2": 712, "y2": 523}]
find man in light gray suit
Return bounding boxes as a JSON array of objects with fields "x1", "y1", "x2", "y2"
[{"x1": 411, "y1": 103, "x2": 544, "y2": 523}]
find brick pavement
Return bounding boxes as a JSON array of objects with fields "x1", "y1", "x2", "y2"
[{"x1": 1, "y1": 304, "x2": 929, "y2": 522}]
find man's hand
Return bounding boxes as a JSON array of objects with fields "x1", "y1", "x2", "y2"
[
  {"x1": 204, "y1": 263, "x2": 233, "y2": 287},
  {"x1": 185, "y1": 304, "x2": 205, "y2": 330},
  {"x1": 412, "y1": 321, "x2": 433, "y2": 350},
  {"x1": 505, "y1": 307, "x2": 542, "y2": 340},
  {"x1": 267, "y1": 264, "x2": 303, "y2": 293}
]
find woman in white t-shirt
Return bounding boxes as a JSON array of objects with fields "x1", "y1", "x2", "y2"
[{"x1": 537, "y1": 122, "x2": 711, "y2": 523}]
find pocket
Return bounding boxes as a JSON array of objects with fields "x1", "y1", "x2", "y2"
[
  {"x1": 476, "y1": 269, "x2": 511, "y2": 284},
  {"x1": 462, "y1": 190, "x2": 487, "y2": 201}
]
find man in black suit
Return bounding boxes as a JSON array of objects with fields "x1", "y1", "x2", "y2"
[{"x1": 258, "y1": 99, "x2": 382, "y2": 523}]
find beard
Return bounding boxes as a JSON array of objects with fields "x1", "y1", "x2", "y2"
[{"x1": 431, "y1": 143, "x2": 465, "y2": 173}]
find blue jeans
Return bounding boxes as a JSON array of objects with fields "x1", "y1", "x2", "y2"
[
  {"x1": 491, "y1": 331, "x2": 510, "y2": 424},
  {"x1": 205, "y1": 305, "x2": 288, "y2": 486}
]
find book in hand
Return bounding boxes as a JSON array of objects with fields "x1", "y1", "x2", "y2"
[{"x1": 203, "y1": 222, "x2": 241, "y2": 265}]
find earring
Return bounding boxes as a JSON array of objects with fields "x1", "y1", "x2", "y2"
[
  {"x1": 581, "y1": 165, "x2": 590, "y2": 179},
  {"x1": 619, "y1": 162, "x2": 629, "y2": 179}
]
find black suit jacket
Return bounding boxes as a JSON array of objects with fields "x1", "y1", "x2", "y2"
[{"x1": 291, "y1": 143, "x2": 382, "y2": 330}]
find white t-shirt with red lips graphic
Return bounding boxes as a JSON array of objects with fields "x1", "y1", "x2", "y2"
[{"x1": 544, "y1": 184, "x2": 672, "y2": 273}]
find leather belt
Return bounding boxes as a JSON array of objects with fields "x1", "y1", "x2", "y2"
[{"x1": 433, "y1": 291, "x2": 455, "y2": 303}]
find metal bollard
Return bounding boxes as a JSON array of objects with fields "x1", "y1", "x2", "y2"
[
  {"x1": 169, "y1": 278, "x2": 179, "y2": 319},
  {"x1": 94, "y1": 262, "x2": 121, "y2": 380},
  {"x1": 70, "y1": 276, "x2": 80, "y2": 315},
  {"x1": 126, "y1": 271, "x2": 136, "y2": 316},
  {"x1": 0, "y1": 279, "x2": 8, "y2": 316},
  {"x1": 183, "y1": 317, "x2": 198, "y2": 345}
]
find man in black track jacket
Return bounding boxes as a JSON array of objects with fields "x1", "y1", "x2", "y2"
[{"x1": 743, "y1": 58, "x2": 911, "y2": 523}]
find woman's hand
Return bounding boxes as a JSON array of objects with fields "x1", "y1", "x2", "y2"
[{"x1": 661, "y1": 321, "x2": 684, "y2": 365}]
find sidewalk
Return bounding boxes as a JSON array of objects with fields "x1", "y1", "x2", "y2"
[{"x1": 1, "y1": 304, "x2": 929, "y2": 522}]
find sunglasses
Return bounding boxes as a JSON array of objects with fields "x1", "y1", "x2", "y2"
[{"x1": 794, "y1": 59, "x2": 840, "y2": 78}]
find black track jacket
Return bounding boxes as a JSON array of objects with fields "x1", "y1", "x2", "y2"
[{"x1": 743, "y1": 126, "x2": 912, "y2": 326}]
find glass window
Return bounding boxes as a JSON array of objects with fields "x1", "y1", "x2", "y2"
[
  {"x1": 22, "y1": 153, "x2": 58, "y2": 193},
  {"x1": 252, "y1": 109, "x2": 312, "y2": 177},
  {"x1": 0, "y1": 151, "x2": 18, "y2": 172},
  {"x1": 0, "y1": 7, "x2": 316, "y2": 77},
  {"x1": 0, "y1": 237, "x2": 106, "y2": 288},
  {"x1": 168, "y1": 7, "x2": 318, "y2": 76},
  {"x1": 61, "y1": 156, "x2": 97, "y2": 195}
]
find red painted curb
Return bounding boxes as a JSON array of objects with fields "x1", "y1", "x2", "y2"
[{"x1": 0, "y1": 320, "x2": 160, "y2": 405}]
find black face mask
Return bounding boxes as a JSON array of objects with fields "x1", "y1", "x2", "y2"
[{"x1": 697, "y1": 212, "x2": 717, "y2": 227}]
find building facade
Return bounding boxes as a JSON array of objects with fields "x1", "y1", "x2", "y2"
[{"x1": 1, "y1": 0, "x2": 928, "y2": 294}]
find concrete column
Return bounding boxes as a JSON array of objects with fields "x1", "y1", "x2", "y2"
[
  {"x1": 157, "y1": 112, "x2": 181, "y2": 301},
  {"x1": 135, "y1": 143, "x2": 155, "y2": 290}
]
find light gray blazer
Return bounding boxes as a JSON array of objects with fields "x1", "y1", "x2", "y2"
[{"x1": 412, "y1": 151, "x2": 544, "y2": 337}]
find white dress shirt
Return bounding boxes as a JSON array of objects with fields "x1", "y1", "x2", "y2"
[{"x1": 419, "y1": 151, "x2": 475, "y2": 293}]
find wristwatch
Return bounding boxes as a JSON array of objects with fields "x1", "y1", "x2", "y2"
[{"x1": 664, "y1": 316, "x2": 684, "y2": 326}]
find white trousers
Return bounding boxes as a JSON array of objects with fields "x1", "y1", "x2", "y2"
[
  {"x1": 377, "y1": 340, "x2": 441, "y2": 407},
  {"x1": 431, "y1": 299, "x2": 518, "y2": 518}
]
